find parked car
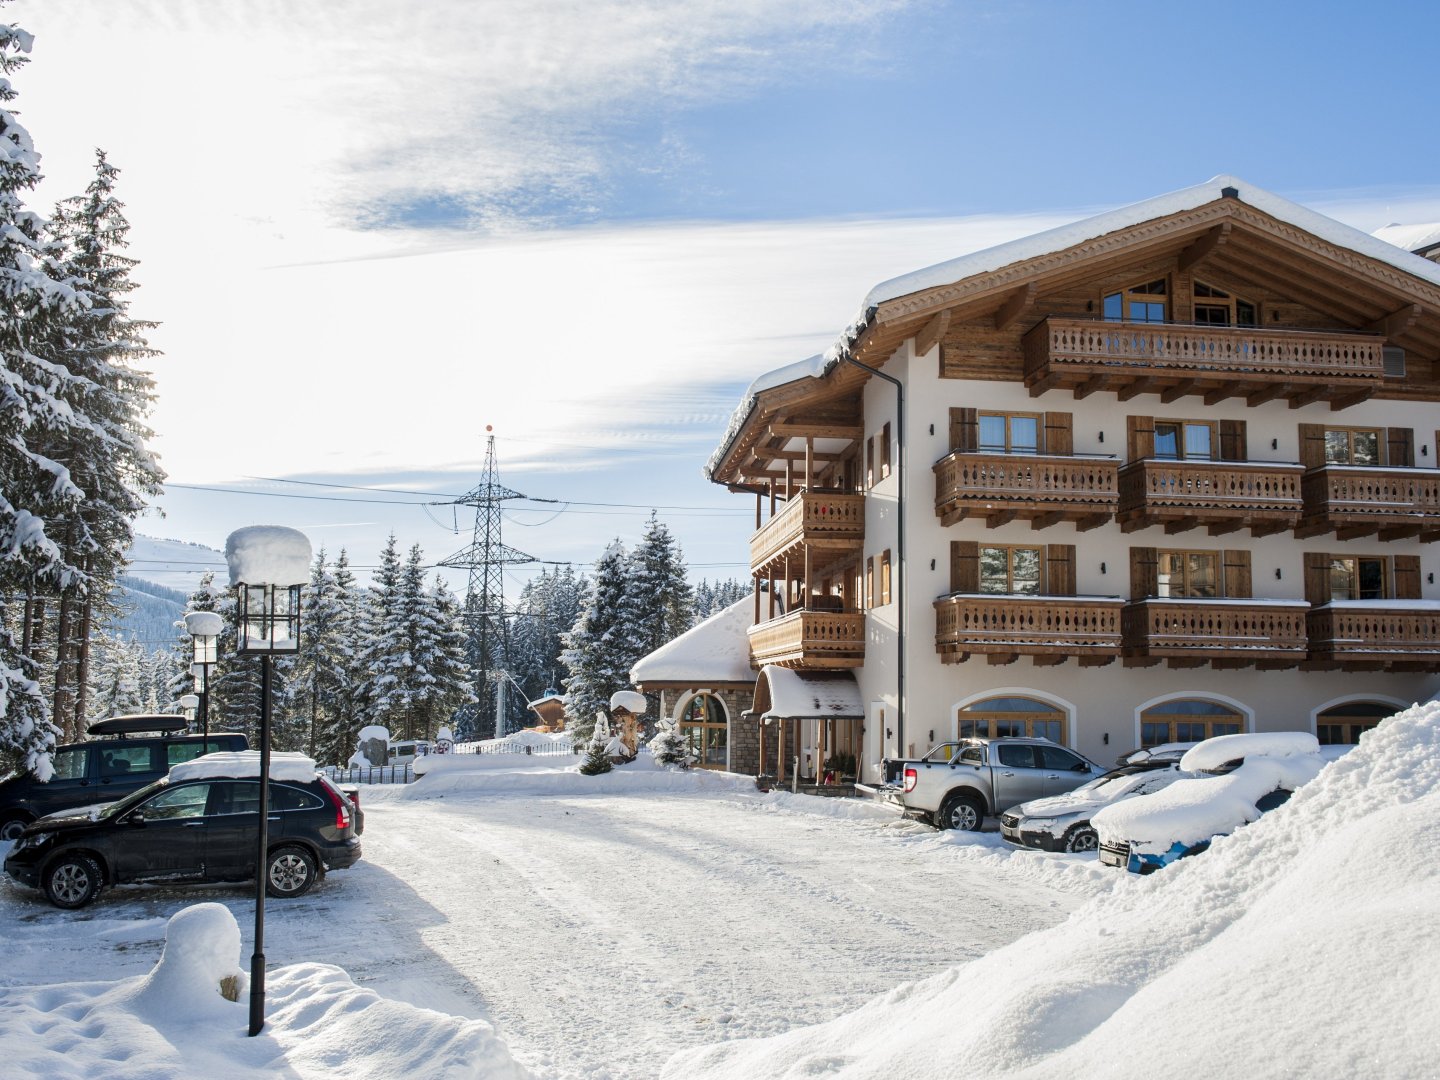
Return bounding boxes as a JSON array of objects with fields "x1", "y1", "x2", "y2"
[
  {"x1": 387, "y1": 740, "x2": 434, "y2": 767},
  {"x1": 3, "y1": 751, "x2": 362, "y2": 909},
  {"x1": 0, "y1": 715, "x2": 247, "y2": 841},
  {"x1": 879, "y1": 738, "x2": 1101, "y2": 831},
  {"x1": 1000, "y1": 760, "x2": 1188, "y2": 853},
  {"x1": 1094, "y1": 732, "x2": 1326, "y2": 874}
]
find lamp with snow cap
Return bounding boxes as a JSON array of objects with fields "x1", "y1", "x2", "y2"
[
  {"x1": 184, "y1": 609, "x2": 223, "y2": 738},
  {"x1": 225, "y1": 525, "x2": 311, "y2": 1039}
]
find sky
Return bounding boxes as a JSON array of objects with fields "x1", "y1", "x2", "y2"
[{"x1": 10, "y1": 0, "x2": 1440, "y2": 593}]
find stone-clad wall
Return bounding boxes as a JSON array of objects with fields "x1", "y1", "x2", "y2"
[{"x1": 719, "y1": 687, "x2": 759, "y2": 776}]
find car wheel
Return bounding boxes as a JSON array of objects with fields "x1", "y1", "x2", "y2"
[
  {"x1": 1063, "y1": 824, "x2": 1099, "y2": 853},
  {"x1": 266, "y1": 847, "x2": 318, "y2": 898},
  {"x1": 44, "y1": 854, "x2": 103, "y2": 909},
  {"x1": 0, "y1": 816, "x2": 30, "y2": 842},
  {"x1": 938, "y1": 795, "x2": 985, "y2": 832}
]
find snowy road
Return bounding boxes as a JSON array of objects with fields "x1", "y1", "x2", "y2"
[{"x1": 2, "y1": 775, "x2": 1100, "y2": 1079}]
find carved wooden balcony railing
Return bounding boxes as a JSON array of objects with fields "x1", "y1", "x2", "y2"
[
  {"x1": 1306, "y1": 603, "x2": 1440, "y2": 670},
  {"x1": 1297, "y1": 466, "x2": 1440, "y2": 541},
  {"x1": 1117, "y1": 460, "x2": 1304, "y2": 536},
  {"x1": 934, "y1": 594, "x2": 1123, "y2": 666},
  {"x1": 1023, "y1": 317, "x2": 1385, "y2": 408},
  {"x1": 933, "y1": 452, "x2": 1117, "y2": 530},
  {"x1": 1122, "y1": 598, "x2": 1309, "y2": 667},
  {"x1": 750, "y1": 491, "x2": 865, "y2": 575},
  {"x1": 748, "y1": 610, "x2": 866, "y2": 670}
]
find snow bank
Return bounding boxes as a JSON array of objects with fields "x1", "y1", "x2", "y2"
[
  {"x1": 169, "y1": 751, "x2": 317, "y2": 783},
  {"x1": 0, "y1": 902, "x2": 531, "y2": 1080},
  {"x1": 224, "y1": 526, "x2": 311, "y2": 586},
  {"x1": 666, "y1": 699, "x2": 1440, "y2": 1080},
  {"x1": 1178, "y1": 730, "x2": 1319, "y2": 772},
  {"x1": 404, "y1": 753, "x2": 757, "y2": 800}
]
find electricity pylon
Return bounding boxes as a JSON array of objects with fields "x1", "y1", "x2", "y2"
[{"x1": 438, "y1": 429, "x2": 534, "y2": 739}]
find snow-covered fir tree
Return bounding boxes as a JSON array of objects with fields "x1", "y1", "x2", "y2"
[
  {"x1": 561, "y1": 540, "x2": 645, "y2": 741},
  {"x1": 86, "y1": 632, "x2": 145, "y2": 720},
  {"x1": 425, "y1": 575, "x2": 474, "y2": 738},
  {"x1": 648, "y1": 716, "x2": 692, "y2": 767},
  {"x1": 692, "y1": 577, "x2": 748, "y2": 624},
  {"x1": 630, "y1": 512, "x2": 693, "y2": 659},
  {"x1": 510, "y1": 565, "x2": 587, "y2": 708},
  {"x1": 290, "y1": 548, "x2": 355, "y2": 760},
  {"x1": 0, "y1": 611, "x2": 55, "y2": 779}
]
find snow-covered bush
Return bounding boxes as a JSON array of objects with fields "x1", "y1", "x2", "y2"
[
  {"x1": 649, "y1": 718, "x2": 693, "y2": 767},
  {"x1": 579, "y1": 740, "x2": 613, "y2": 776}
]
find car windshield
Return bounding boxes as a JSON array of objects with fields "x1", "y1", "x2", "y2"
[
  {"x1": 95, "y1": 777, "x2": 170, "y2": 819},
  {"x1": 1081, "y1": 770, "x2": 1152, "y2": 801}
]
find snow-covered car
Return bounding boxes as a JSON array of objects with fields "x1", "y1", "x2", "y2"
[
  {"x1": 999, "y1": 762, "x2": 1187, "y2": 853},
  {"x1": 1093, "y1": 732, "x2": 1326, "y2": 874}
]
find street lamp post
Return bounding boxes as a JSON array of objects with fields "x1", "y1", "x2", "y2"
[
  {"x1": 184, "y1": 610, "x2": 222, "y2": 738},
  {"x1": 178, "y1": 693, "x2": 200, "y2": 727},
  {"x1": 225, "y1": 526, "x2": 311, "y2": 1038}
]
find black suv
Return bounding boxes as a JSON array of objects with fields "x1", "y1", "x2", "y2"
[
  {"x1": 3, "y1": 762, "x2": 362, "y2": 909},
  {"x1": 0, "y1": 716, "x2": 247, "y2": 840}
]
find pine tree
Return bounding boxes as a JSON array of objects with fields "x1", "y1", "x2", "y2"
[
  {"x1": 578, "y1": 738, "x2": 613, "y2": 776},
  {"x1": 0, "y1": 600, "x2": 56, "y2": 778},
  {"x1": 511, "y1": 565, "x2": 587, "y2": 709},
  {"x1": 630, "y1": 512, "x2": 693, "y2": 658},
  {"x1": 86, "y1": 632, "x2": 144, "y2": 720},
  {"x1": 648, "y1": 716, "x2": 692, "y2": 767},
  {"x1": 354, "y1": 534, "x2": 405, "y2": 738},
  {"x1": 561, "y1": 541, "x2": 644, "y2": 741},
  {"x1": 425, "y1": 575, "x2": 474, "y2": 738},
  {"x1": 291, "y1": 548, "x2": 354, "y2": 760}
]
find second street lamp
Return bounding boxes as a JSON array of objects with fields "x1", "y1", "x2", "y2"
[
  {"x1": 184, "y1": 610, "x2": 222, "y2": 738},
  {"x1": 225, "y1": 525, "x2": 311, "y2": 1039}
]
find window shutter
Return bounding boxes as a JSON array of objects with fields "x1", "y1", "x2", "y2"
[
  {"x1": 1126, "y1": 415, "x2": 1154, "y2": 462},
  {"x1": 949, "y1": 408, "x2": 978, "y2": 452},
  {"x1": 1219, "y1": 419, "x2": 1247, "y2": 462},
  {"x1": 1393, "y1": 555, "x2": 1421, "y2": 600},
  {"x1": 1130, "y1": 547, "x2": 1158, "y2": 599},
  {"x1": 950, "y1": 541, "x2": 979, "y2": 594},
  {"x1": 1298, "y1": 424, "x2": 1327, "y2": 469},
  {"x1": 1386, "y1": 428, "x2": 1415, "y2": 467},
  {"x1": 1045, "y1": 544, "x2": 1076, "y2": 596},
  {"x1": 1303, "y1": 553, "x2": 1331, "y2": 606},
  {"x1": 1044, "y1": 412, "x2": 1073, "y2": 456},
  {"x1": 1222, "y1": 549, "x2": 1253, "y2": 599}
]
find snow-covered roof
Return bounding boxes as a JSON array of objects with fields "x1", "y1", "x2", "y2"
[
  {"x1": 756, "y1": 666, "x2": 862, "y2": 720},
  {"x1": 609, "y1": 690, "x2": 648, "y2": 715},
  {"x1": 630, "y1": 597, "x2": 757, "y2": 686},
  {"x1": 1374, "y1": 221, "x2": 1440, "y2": 257},
  {"x1": 707, "y1": 175, "x2": 1440, "y2": 480},
  {"x1": 169, "y1": 751, "x2": 318, "y2": 783}
]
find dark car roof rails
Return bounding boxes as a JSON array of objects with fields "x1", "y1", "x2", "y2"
[{"x1": 86, "y1": 714, "x2": 189, "y2": 737}]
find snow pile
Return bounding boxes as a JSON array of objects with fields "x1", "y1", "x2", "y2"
[
  {"x1": 404, "y1": 752, "x2": 757, "y2": 800},
  {"x1": 609, "y1": 689, "x2": 647, "y2": 714},
  {"x1": 182, "y1": 610, "x2": 224, "y2": 638},
  {"x1": 666, "y1": 699, "x2": 1440, "y2": 1079},
  {"x1": 0, "y1": 903, "x2": 531, "y2": 1080},
  {"x1": 1178, "y1": 730, "x2": 1319, "y2": 772},
  {"x1": 170, "y1": 751, "x2": 317, "y2": 783},
  {"x1": 224, "y1": 526, "x2": 312, "y2": 586}
]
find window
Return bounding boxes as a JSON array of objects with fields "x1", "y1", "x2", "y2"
[
  {"x1": 1193, "y1": 281, "x2": 1257, "y2": 327},
  {"x1": 865, "y1": 557, "x2": 874, "y2": 609},
  {"x1": 166, "y1": 740, "x2": 231, "y2": 767},
  {"x1": 1324, "y1": 428, "x2": 1381, "y2": 466},
  {"x1": 879, "y1": 423, "x2": 892, "y2": 479},
  {"x1": 142, "y1": 783, "x2": 211, "y2": 820},
  {"x1": 1316, "y1": 701, "x2": 1394, "y2": 745},
  {"x1": 1157, "y1": 550, "x2": 1218, "y2": 598},
  {"x1": 1153, "y1": 420, "x2": 1215, "y2": 461},
  {"x1": 1329, "y1": 557, "x2": 1388, "y2": 601},
  {"x1": 100, "y1": 745, "x2": 152, "y2": 777},
  {"x1": 978, "y1": 412, "x2": 1041, "y2": 454},
  {"x1": 680, "y1": 694, "x2": 728, "y2": 770},
  {"x1": 880, "y1": 550, "x2": 892, "y2": 605},
  {"x1": 979, "y1": 545, "x2": 1042, "y2": 595},
  {"x1": 1103, "y1": 278, "x2": 1167, "y2": 323},
  {"x1": 1140, "y1": 698, "x2": 1244, "y2": 748},
  {"x1": 52, "y1": 748, "x2": 87, "y2": 781},
  {"x1": 866, "y1": 436, "x2": 875, "y2": 488},
  {"x1": 957, "y1": 695, "x2": 1065, "y2": 744}
]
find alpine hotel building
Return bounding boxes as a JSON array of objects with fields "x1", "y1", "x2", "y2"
[{"x1": 706, "y1": 176, "x2": 1440, "y2": 784}]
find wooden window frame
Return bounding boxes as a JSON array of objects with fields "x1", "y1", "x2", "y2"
[
  {"x1": 1140, "y1": 699, "x2": 1245, "y2": 748},
  {"x1": 879, "y1": 550, "x2": 892, "y2": 606},
  {"x1": 1103, "y1": 277, "x2": 1168, "y2": 324},
  {"x1": 977, "y1": 411, "x2": 1044, "y2": 455},
  {"x1": 1323, "y1": 426, "x2": 1383, "y2": 467},
  {"x1": 957, "y1": 696, "x2": 1067, "y2": 744},
  {"x1": 1327, "y1": 555, "x2": 1389, "y2": 602},
  {"x1": 1156, "y1": 549, "x2": 1220, "y2": 599},
  {"x1": 978, "y1": 543, "x2": 1044, "y2": 596},
  {"x1": 1192, "y1": 280, "x2": 1258, "y2": 328},
  {"x1": 1152, "y1": 418, "x2": 1218, "y2": 461},
  {"x1": 879, "y1": 423, "x2": 892, "y2": 480},
  {"x1": 865, "y1": 556, "x2": 874, "y2": 610},
  {"x1": 866, "y1": 437, "x2": 876, "y2": 488}
]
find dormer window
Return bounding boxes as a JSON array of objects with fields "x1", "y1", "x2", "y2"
[
  {"x1": 1103, "y1": 278, "x2": 1168, "y2": 323},
  {"x1": 1193, "y1": 281, "x2": 1257, "y2": 327}
]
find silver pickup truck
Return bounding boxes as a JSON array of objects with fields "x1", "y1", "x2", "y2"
[{"x1": 879, "y1": 737, "x2": 1100, "y2": 830}]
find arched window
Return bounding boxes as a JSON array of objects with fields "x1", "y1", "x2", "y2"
[
  {"x1": 1141, "y1": 698, "x2": 1244, "y2": 748},
  {"x1": 680, "y1": 694, "x2": 728, "y2": 770},
  {"x1": 1316, "y1": 701, "x2": 1394, "y2": 745},
  {"x1": 957, "y1": 695, "x2": 1065, "y2": 743}
]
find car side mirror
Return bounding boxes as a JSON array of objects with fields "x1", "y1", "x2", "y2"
[
  {"x1": 1075, "y1": 763, "x2": 1090, "y2": 772},
  {"x1": 125, "y1": 812, "x2": 146, "y2": 826}
]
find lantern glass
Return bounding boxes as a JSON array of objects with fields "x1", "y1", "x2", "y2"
[
  {"x1": 235, "y1": 583, "x2": 302, "y2": 654},
  {"x1": 191, "y1": 635, "x2": 218, "y2": 665}
]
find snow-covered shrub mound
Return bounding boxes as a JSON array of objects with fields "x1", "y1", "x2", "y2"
[
  {"x1": 666, "y1": 699, "x2": 1440, "y2": 1080},
  {"x1": 104, "y1": 903, "x2": 244, "y2": 1022}
]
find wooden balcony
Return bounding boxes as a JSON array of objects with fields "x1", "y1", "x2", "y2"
[
  {"x1": 748, "y1": 610, "x2": 865, "y2": 669},
  {"x1": 1117, "y1": 460, "x2": 1304, "y2": 537},
  {"x1": 1297, "y1": 466, "x2": 1440, "y2": 541},
  {"x1": 750, "y1": 491, "x2": 865, "y2": 574},
  {"x1": 933, "y1": 452, "x2": 1117, "y2": 530},
  {"x1": 1306, "y1": 602, "x2": 1440, "y2": 670},
  {"x1": 1122, "y1": 599, "x2": 1309, "y2": 668},
  {"x1": 1023, "y1": 317, "x2": 1384, "y2": 408},
  {"x1": 934, "y1": 594, "x2": 1123, "y2": 666}
]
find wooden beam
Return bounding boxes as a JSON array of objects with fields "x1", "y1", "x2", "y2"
[
  {"x1": 1031, "y1": 655, "x2": 1067, "y2": 667},
  {"x1": 914, "y1": 310, "x2": 951, "y2": 357},
  {"x1": 1207, "y1": 520, "x2": 1243, "y2": 537},
  {"x1": 1336, "y1": 525, "x2": 1378, "y2": 541},
  {"x1": 1246, "y1": 382, "x2": 1292, "y2": 407},
  {"x1": 1123, "y1": 656, "x2": 1162, "y2": 668},
  {"x1": 1203, "y1": 381, "x2": 1246, "y2": 406},
  {"x1": 939, "y1": 507, "x2": 970, "y2": 527},
  {"x1": 1366, "y1": 303, "x2": 1421, "y2": 339},
  {"x1": 752, "y1": 448, "x2": 843, "y2": 462},
  {"x1": 1117, "y1": 377, "x2": 1160, "y2": 402},
  {"x1": 1030, "y1": 511, "x2": 1068, "y2": 531},
  {"x1": 1287, "y1": 385, "x2": 1329, "y2": 409},
  {"x1": 1159, "y1": 379, "x2": 1199, "y2": 404},
  {"x1": 770, "y1": 422, "x2": 862, "y2": 440},
  {"x1": 986, "y1": 652, "x2": 1019, "y2": 666},
  {"x1": 1379, "y1": 525, "x2": 1423, "y2": 541},
  {"x1": 1027, "y1": 372, "x2": 1062, "y2": 397},
  {"x1": 1177, "y1": 222, "x2": 1232, "y2": 272},
  {"x1": 1078, "y1": 655, "x2": 1115, "y2": 667},
  {"x1": 1163, "y1": 517, "x2": 1201, "y2": 535},
  {"x1": 985, "y1": 510, "x2": 1019, "y2": 529},
  {"x1": 1077, "y1": 514, "x2": 1111, "y2": 533},
  {"x1": 1210, "y1": 658, "x2": 1252, "y2": 670},
  {"x1": 1073, "y1": 374, "x2": 1114, "y2": 400},
  {"x1": 1167, "y1": 658, "x2": 1206, "y2": 669},
  {"x1": 1329, "y1": 389, "x2": 1376, "y2": 410},
  {"x1": 993, "y1": 284, "x2": 1036, "y2": 331}
]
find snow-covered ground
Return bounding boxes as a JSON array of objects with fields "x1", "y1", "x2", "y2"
[{"x1": 0, "y1": 757, "x2": 1099, "y2": 1079}]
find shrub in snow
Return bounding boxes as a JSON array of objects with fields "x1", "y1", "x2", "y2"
[
  {"x1": 649, "y1": 718, "x2": 693, "y2": 767},
  {"x1": 579, "y1": 740, "x2": 613, "y2": 775},
  {"x1": 114, "y1": 903, "x2": 245, "y2": 1021}
]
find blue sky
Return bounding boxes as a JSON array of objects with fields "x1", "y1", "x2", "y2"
[{"x1": 12, "y1": 0, "x2": 1440, "y2": 593}]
